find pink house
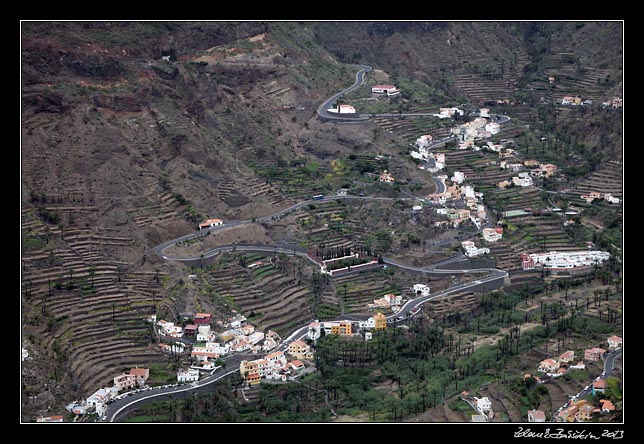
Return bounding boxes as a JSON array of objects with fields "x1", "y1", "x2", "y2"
[
  {"x1": 584, "y1": 347, "x2": 607, "y2": 362},
  {"x1": 528, "y1": 409, "x2": 546, "y2": 422},
  {"x1": 607, "y1": 336, "x2": 622, "y2": 349},
  {"x1": 539, "y1": 358, "x2": 560, "y2": 373}
]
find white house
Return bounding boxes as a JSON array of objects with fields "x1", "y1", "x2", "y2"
[
  {"x1": 512, "y1": 175, "x2": 533, "y2": 187},
  {"x1": 474, "y1": 397, "x2": 492, "y2": 414},
  {"x1": 384, "y1": 293, "x2": 402, "y2": 306},
  {"x1": 479, "y1": 108, "x2": 490, "y2": 118},
  {"x1": 86, "y1": 387, "x2": 117, "y2": 416},
  {"x1": 177, "y1": 368, "x2": 200, "y2": 383},
  {"x1": 482, "y1": 227, "x2": 503, "y2": 243},
  {"x1": 265, "y1": 350, "x2": 287, "y2": 367},
  {"x1": 198, "y1": 218, "x2": 223, "y2": 230},
  {"x1": 157, "y1": 320, "x2": 184, "y2": 338},
  {"x1": 359, "y1": 317, "x2": 376, "y2": 329},
  {"x1": 412, "y1": 204, "x2": 423, "y2": 212},
  {"x1": 416, "y1": 134, "x2": 433, "y2": 149},
  {"x1": 372, "y1": 84, "x2": 400, "y2": 96},
  {"x1": 412, "y1": 284, "x2": 430, "y2": 297},
  {"x1": 451, "y1": 171, "x2": 466, "y2": 184},
  {"x1": 248, "y1": 331, "x2": 265, "y2": 345},
  {"x1": 307, "y1": 322, "x2": 322, "y2": 341},
  {"x1": 604, "y1": 193, "x2": 620, "y2": 204},
  {"x1": 485, "y1": 121, "x2": 500, "y2": 134},
  {"x1": 328, "y1": 104, "x2": 356, "y2": 114},
  {"x1": 436, "y1": 107, "x2": 464, "y2": 119},
  {"x1": 462, "y1": 241, "x2": 489, "y2": 257},
  {"x1": 196, "y1": 325, "x2": 211, "y2": 342}
]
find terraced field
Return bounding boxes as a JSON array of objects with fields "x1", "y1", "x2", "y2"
[
  {"x1": 206, "y1": 253, "x2": 315, "y2": 336},
  {"x1": 22, "y1": 237, "x2": 166, "y2": 394},
  {"x1": 332, "y1": 268, "x2": 419, "y2": 314},
  {"x1": 572, "y1": 160, "x2": 623, "y2": 201}
]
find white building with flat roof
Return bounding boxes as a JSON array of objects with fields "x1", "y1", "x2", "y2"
[
  {"x1": 412, "y1": 284, "x2": 430, "y2": 297},
  {"x1": 178, "y1": 368, "x2": 200, "y2": 383},
  {"x1": 523, "y1": 250, "x2": 610, "y2": 270}
]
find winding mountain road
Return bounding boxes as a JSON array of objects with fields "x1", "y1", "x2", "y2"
[{"x1": 105, "y1": 64, "x2": 513, "y2": 422}]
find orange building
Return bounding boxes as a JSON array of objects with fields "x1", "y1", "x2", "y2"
[
  {"x1": 374, "y1": 313, "x2": 387, "y2": 330},
  {"x1": 330, "y1": 321, "x2": 352, "y2": 336}
]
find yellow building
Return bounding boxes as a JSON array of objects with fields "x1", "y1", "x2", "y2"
[
  {"x1": 246, "y1": 372, "x2": 261, "y2": 386},
  {"x1": 374, "y1": 313, "x2": 387, "y2": 330},
  {"x1": 287, "y1": 340, "x2": 314, "y2": 360},
  {"x1": 239, "y1": 360, "x2": 259, "y2": 377}
]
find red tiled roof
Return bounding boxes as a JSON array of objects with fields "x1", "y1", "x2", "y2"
[{"x1": 129, "y1": 368, "x2": 148, "y2": 377}]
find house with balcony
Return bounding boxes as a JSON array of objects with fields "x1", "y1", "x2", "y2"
[
  {"x1": 246, "y1": 372, "x2": 261, "y2": 386},
  {"x1": 239, "y1": 360, "x2": 259, "y2": 377},
  {"x1": 287, "y1": 340, "x2": 314, "y2": 360}
]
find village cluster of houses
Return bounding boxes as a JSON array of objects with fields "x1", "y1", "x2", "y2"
[
  {"x1": 561, "y1": 96, "x2": 593, "y2": 106},
  {"x1": 65, "y1": 367, "x2": 150, "y2": 418},
  {"x1": 239, "y1": 348, "x2": 306, "y2": 385},
  {"x1": 580, "y1": 191, "x2": 620, "y2": 205},
  {"x1": 307, "y1": 313, "x2": 388, "y2": 342},
  {"x1": 526, "y1": 335, "x2": 622, "y2": 423},
  {"x1": 150, "y1": 312, "x2": 283, "y2": 383},
  {"x1": 459, "y1": 225, "x2": 504, "y2": 258},
  {"x1": 449, "y1": 109, "x2": 501, "y2": 150},
  {"x1": 520, "y1": 250, "x2": 610, "y2": 271},
  {"x1": 497, "y1": 160, "x2": 559, "y2": 190},
  {"x1": 430, "y1": 177, "x2": 488, "y2": 230}
]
